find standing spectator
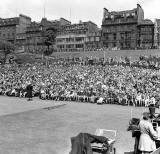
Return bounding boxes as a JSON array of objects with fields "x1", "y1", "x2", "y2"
[
  {"x1": 149, "y1": 96, "x2": 156, "y2": 118},
  {"x1": 26, "y1": 82, "x2": 33, "y2": 101}
]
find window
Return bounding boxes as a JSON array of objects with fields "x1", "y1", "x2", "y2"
[
  {"x1": 104, "y1": 43, "x2": 108, "y2": 48},
  {"x1": 76, "y1": 44, "x2": 84, "y2": 48},
  {"x1": 126, "y1": 13, "x2": 130, "y2": 17},
  {"x1": 95, "y1": 37, "x2": 99, "y2": 41},
  {"x1": 59, "y1": 45, "x2": 64, "y2": 49},
  {"x1": 90, "y1": 37, "x2": 94, "y2": 42},
  {"x1": 120, "y1": 33, "x2": 124, "y2": 40},
  {"x1": 111, "y1": 15, "x2": 114, "y2": 19},
  {"x1": 76, "y1": 37, "x2": 83, "y2": 42},
  {"x1": 103, "y1": 33, "x2": 108, "y2": 40},
  {"x1": 66, "y1": 38, "x2": 74, "y2": 42},
  {"x1": 86, "y1": 38, "x2": 89, "y2": 42},
  {"x1": 113, "y1": 33, "x2": 117, "y2": 40},
  {"x1": 57, "y1": 39, "x2": 63, "y2": 43},
  {"x1": 132, "y1": 12, "x2": 136, "y2": 16}
]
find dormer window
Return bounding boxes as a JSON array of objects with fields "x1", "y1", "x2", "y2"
[
  {"x1": 126, "y1": 13, "x2": 130, "y2": 17},
  {"x1": 132, "y1": 13, "x2": 135, "y2": 16},
  {"x1": 111, "y1": 15, "x2": 114, "y2": 19},
  {"x1": 105, "y1": 15, "x2": 109, "y2": 19},
  {"x1": 39, "y1": 26, "x2": 43, "y2": 31}
]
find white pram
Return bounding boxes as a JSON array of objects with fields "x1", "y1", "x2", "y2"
[{"x1": 91, "y1": 129, "x2": 117, "y2": 154}]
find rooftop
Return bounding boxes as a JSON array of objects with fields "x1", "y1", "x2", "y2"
[
  {"x1": 0, "y1": 17, "x2": 19, "y2": 26},
  {"x1": 139, "y1": 19, "x2": 153, "y2": 25},
  {"x1": 109, "y1": 8, "x2": 137, "y2": 15}
]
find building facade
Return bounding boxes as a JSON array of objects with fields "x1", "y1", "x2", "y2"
[
  {"x1": 154, "y1": 19, "x2": 160, "y2": 48},
  {"x1": 137, "y1": 19, "x2": 154, "y2": 49},
  {"x1": 0, "y1": 14, "x2": 31, "y2": 46},
  {"x1": 101, "y1": 4, "x2": 145, "y2": 49},
  {"x1": 25, "y1": 18, "x2": 71, "y2": 53},
  {"x1": 56, "y1": 21, "x2": 99, "y2": 52},
  {"x1": 85, "y1": 30, "x2": 101, "y2": 51}
]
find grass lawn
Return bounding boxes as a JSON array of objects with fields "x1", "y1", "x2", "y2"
[
  {"x1": 0, "y1": 96, "x2": 155, "y2": 154},
  {"x1": 12, "y1": 49, "x2": 160, "y2": 64},
  {"x1": 51, "y1": 49, "x2": 160, "y2": 60}
]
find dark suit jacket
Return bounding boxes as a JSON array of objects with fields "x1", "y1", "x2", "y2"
[{"x1": 26, "y1": 84, "x2": 33, "y2": 98}]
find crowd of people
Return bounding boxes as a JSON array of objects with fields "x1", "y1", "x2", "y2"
[{"x1": 0, "y1": 55, "x2": 160, "y2": 107}]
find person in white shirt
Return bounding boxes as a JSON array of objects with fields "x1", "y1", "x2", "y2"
[
  {"x1": 144, "y1": 95, "x2": 150, "y2": 107},
  {"x1": 138, "y1": 112, "x2": 158, "y2": 154},
  {"x1": 97, "y1": 97, "x2": 103, "y2": 104}
]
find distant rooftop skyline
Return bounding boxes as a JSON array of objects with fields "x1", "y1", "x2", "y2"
[{"x1": 0, "y1": 0, "x2": 160, "y2": 27}]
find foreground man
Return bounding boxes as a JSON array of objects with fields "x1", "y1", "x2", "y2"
[{"x1": 138, "y1": 112, "x2": 158, "y2": 154}]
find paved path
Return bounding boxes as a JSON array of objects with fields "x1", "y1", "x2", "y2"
[
  {"x1": 0, "y1": 96, "x2": 155, "y2": 154},
  {"x1": 0, "y1": 96, "x2": 65, "y2": 116}
]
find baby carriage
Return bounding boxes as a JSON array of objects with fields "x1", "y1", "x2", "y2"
[{"x1": 91, "y1": 129, "x2": 117, "y2": 154}]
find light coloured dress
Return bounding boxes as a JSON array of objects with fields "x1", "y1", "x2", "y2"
[{"x1": 138, "y1": 120, "x2": 158, "y2": 152}]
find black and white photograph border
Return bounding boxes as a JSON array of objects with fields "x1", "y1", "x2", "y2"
[{"x1": 1, "y1": 0, "x2": 160, "y2": 154}]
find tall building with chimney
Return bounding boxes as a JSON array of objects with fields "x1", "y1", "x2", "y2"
[
  {"x1": 0, "y1": 14, "x2": 31, "y2": 46},
  {"x1": 101, "y1": 4, "x2": 154, "y2": 49},
  {"x1": 137, "y1": 19, "x2": 154, "y2": 49}
]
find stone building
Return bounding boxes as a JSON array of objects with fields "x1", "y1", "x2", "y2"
[
  {"x1": 56, "y1": 21, "x2": 99, "y2": 52},
  {"x1": 25, "y1": 18, "x2": 71, "y2": 53},
  {"x1": 101, "y1": 4, "x2": 145, "y2": 49},
  {"x1": 85, "y1": 30, "x2": 102, "y2": 51},
  {"x1": 154, "y1": 19, "x2": 160, "y2": 48},
  {"x1": 137, "y1": 19, "x2": 154, "y2": 49},
  {"x1": 0, "y1": 14, "x2": 31, "y2": 46}
]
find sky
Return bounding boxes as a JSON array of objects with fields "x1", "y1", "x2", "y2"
[{"x1": 0, "y1": 0, "x2": 160, "y2": 27}]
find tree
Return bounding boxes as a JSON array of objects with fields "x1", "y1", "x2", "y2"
[
  {"x1": 41, "y1": 27, "x2": 57, "y2": 67},
  {"x1": 43, "y1": 27, "x2": 57, "y2": 53},
  {"x1": 0, "y1": 40, "x2": 15, "y2": 64}
]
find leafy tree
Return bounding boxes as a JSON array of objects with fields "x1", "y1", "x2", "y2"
[
  {"x1": 41, "y1": 27, "x2": 57, "y2": 67},
  {"x1": 43, "y1": 27, "x2": 57, "y2": 53},
  {"x1": 43, "y1": 48, "x2": 53, "y2": 56},
  {"x1": 0, "y1": 40, "x2": 15, "y2": 64}
]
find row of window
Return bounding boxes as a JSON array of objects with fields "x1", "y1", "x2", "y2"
[
  {"x1": 103, "y1": 41, "x2": 153, "y2": 48},
  {"x1": 89, "y1": 37, "x2": 100, "y2": 41},
  {"x1": 103, "y1": 32, "x2": 133, "y2": 40},
  {"x1": 56, "y1": 37, "x2": 84, "y2": 43},
  {"x1": 103, "y1": 25, "x2": 136, "y2": 32},
  {"x1": 57, "y1": 30, "x2": 87, "y2": 35},
  {"x1": 105, "y1": 12, "x2": 136, "y2": 19},
  {"x1": 140, "y1": 27, "x2": 153, "y2": 32},
  {"x1": 57, "y1": 44, "x2": 84, "y2": 49},
  {"x1": 57, "y1": 36, "x2": 100, "y2": 43},
  {"x1": 0, "y1": 32, "x2": 15, "y2": 38},
  {"x1": 104, "y1": 42, "x2": 133, "y2": 48},
  {"x1": 103, "y1": 17, "x2": 136, "y2": 25}
]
